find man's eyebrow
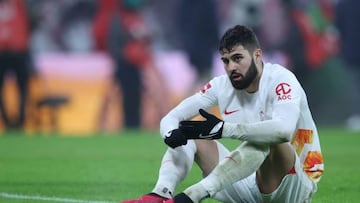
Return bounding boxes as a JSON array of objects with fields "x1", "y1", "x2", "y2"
[
  {"x1": 232, "y1": 53, "x2": 243, "y2": 56},
  {"x1": 228, "y1": 53, "x2": 243, "y2": 58}
]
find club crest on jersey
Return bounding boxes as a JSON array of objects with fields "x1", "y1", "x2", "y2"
[
  {"x1": 200, "y1": 82, "x2": 212, "y2": 94},
  {"x1": 276, "y1": 82, "x2": 292, "y2": 101}
]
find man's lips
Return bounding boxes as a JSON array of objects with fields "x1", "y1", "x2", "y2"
[{"x1": 231, "y1": 73, "x2": 243, "y2": 81}]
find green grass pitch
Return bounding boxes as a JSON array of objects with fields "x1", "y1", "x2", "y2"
[{"x1": 0, "y1": 128, "x2": 359, "y2": 203}]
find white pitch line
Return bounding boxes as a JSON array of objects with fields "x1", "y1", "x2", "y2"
[{"x1": 0, "y1": 192, "x2": 115, "y2": 203}]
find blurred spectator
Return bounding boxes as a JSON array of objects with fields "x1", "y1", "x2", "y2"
[
  {"x1": 220, "y1": 0, "x2": 264, "y2": 33},
  {"x1": 261, "y1": 0, "x2": 338, "y2": 79},
  {"x1": 93, "y1": 0, "x2": 169, "y2": 130},
  {"x1": 30, "y1": 0, "x2": 97, "y2": 54},
  {"x1": 29, "y1": 0, "x2": 63, "y2": 53},
  {"x1": 139, "y1": 0, "x2": 181, "y2": 51},
  {"x1": 260, "y1": 0, "x2": 345, "y2": 125},
  {"x1": 176, "y1": 0, "x2": 220, "y2": 88},
  {"x1": 336, "y1": 0, "x2": 360, "y2": 131},
  {"x1": 0, "y1": 0, "x2": 33, "y2": 131},
  {"x1": 58, "y1": 0, "x2": 97, "y2": 53}
]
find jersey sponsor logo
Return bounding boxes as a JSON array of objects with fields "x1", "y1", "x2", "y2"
[
  {"x1": 275, "y1": 82, "x2": 292, "y2": 101},
  {"x1": 224, "y1": 109, "x2": 239, "y2": 115},
  {"x1": 200, "y1": 82, "x2": 212, "y2": 94}
]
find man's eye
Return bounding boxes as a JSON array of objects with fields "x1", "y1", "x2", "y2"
[
  {"x1": 233, "y1": 56, "x2": 242, "y2": 62},
  {"x1": 222, "y1": 58, "x2": 229, "y2": 64}
]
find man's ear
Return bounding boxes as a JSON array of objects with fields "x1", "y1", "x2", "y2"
[{"x1": 254, "y1": 49, "x2": 262, "y2": 63}]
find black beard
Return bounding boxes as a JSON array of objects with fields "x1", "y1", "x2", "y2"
[{"x1": 230, "y1": 58, "x2": 258, "y2": 90}]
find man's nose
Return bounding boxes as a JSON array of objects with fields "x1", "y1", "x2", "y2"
[{"x1": 227, "y1": 61, "x2": 238, "y2": 71}]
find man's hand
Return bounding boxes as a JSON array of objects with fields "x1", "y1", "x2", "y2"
[
  {"x1": 164, "y1": 129, "x2": 187, "y2": 148},
  {"x1": 164, "y1": 109, "x2": 223, "y2": 148},
  {"x1": 180, "y1": 109, "x2": 224, "y2": 140}
]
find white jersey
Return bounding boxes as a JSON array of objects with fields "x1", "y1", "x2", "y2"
[{"x1": 160, "y1": 62, "x2": 324, "y2": 183}]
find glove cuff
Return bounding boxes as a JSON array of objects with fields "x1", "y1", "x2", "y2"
[{"x1": 209, "y1": 121, "x2": 224, "y2": 135}]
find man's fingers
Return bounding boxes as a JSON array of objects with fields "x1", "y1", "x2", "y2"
[
  {"x1": 179, "y1": 121, "x2": 201, "y2": 134},
  {"x1": 164, "y1": 129, "x2": 187, "y2": 148},
  {"x1": 180, "y1": 120, "x2": 201, "y2": 127},
  {"x1": 199, "y1": 108, "x2": 211, "y2": 119}
]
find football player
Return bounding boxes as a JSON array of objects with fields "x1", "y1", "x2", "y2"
[{"x1": 122, "y1": 25, "x2": 324, "y2": 203}]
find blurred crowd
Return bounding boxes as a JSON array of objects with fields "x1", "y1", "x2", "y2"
[{"x1": 0, "y1": 0, "x2": 359, "y2": 133}]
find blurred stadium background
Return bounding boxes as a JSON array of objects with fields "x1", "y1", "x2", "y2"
[
  {"x1": 1, "y1": 0, "x2": 360, "y2": 202},
  {"x1": 0, "y1": 0, "x2": 359, "y2": 135}
]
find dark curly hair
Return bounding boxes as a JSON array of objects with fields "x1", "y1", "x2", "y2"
[{"x1": 219, "y1": 25, "x2": 260, "y2": 54}]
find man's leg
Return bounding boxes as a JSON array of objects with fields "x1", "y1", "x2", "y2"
[
  {"x1": 121, "y1": 140, "x2": 200, "y2": 202},
  {"x1": 193, "y1": 140, "x2": 222, "y2": 177},
  {"x1": 182, "y1": 142, "x2": 270, "y2": 202},
  {"x1": 176, "y1": 140, "x2": 221, "y2": 202},
  {"x1": 256, "y1": 143, "x2": 295, "y2": 194},
  {"x1": 257, "y1": 143, "x2": 316, "y2": 203},
  {"x1": 151, "y1": 140, "x2": 197, "y2": 198},
  {"x1": 152, "y1": 139, "x2": 224, "y2": 197}
]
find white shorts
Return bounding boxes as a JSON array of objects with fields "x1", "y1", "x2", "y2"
[{"x1": 212, "y1": 141, "x2": 317, "y2": 203}]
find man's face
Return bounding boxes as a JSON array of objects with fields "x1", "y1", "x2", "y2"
[{"x1": 220, "y1": 45, "x2": 258, "y2": 90}]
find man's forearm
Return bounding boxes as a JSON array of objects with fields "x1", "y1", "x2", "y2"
[{"x1": 222, "y1": 119, "x2": 294, "y2": 144}]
